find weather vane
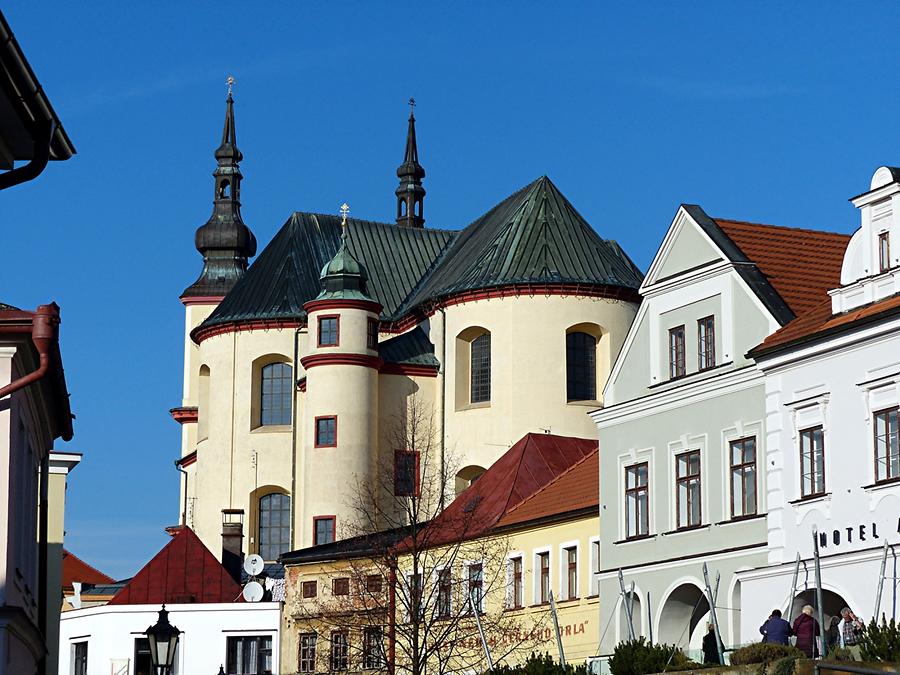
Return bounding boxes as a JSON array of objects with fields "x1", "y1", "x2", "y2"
[
  {"x1": 226, "y1": 75, "x2": 235, "y2": 97},
  {"x1": 408, "y1": 97, "x2": 416, "y2": 112},
  {"x1": 340, "y1": 203, "x2": 350, "y2": 238}
]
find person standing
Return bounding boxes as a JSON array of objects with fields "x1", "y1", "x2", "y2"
[
  {"x1": 759, "y1": 609, "x2": 792, "y2": 645},
  {"x1": 703, "y1": 624, "x2": 722, "y2": 665},
  {"x1": 838, "y1": 607, "x2": 865, "y2": 659},
  {"x1": 793, "y1": 605, "x2": 820, "y2": 658},
  {"x1": 826, "y1": 616, "x2": 841, "y2": 654}
]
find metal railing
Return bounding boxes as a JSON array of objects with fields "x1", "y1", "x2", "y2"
[{"x1": 814, "y1": 664, "x2": 900, "y2": 675}]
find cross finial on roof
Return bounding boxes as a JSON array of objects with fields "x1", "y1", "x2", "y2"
[
  {"x1": 340, "y1": 203, "x2": 350, "y2": 239},
  {"x1": 226, "y1": 75, "x2": 235, "y2": 99},
  {"x1": 408, "y1": 97, "x2": 416, "y2": 115}
]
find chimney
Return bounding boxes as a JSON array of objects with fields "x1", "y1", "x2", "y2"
[{"x1": 221, "y1": 509, "x2": 245, "y2": 584}]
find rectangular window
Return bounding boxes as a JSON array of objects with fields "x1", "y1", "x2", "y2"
[
  {"x1": 730, "y1": 437, "x2": 757, "y2": 518},
  {"x1": 407, "y1": 573, "x2": 423, "y2": 620},
  {"x1": 302, "y1": 580, "x2": 318, "y2": 598},
  {"x1": 590, "y1": 540, "x2": 600, "y2": 596},
  {"x1": 509, "y1": 557, "x2": 523, "y2": 609},
  {"x1": 227, "y1": 635, "x2": 273, "y2": 675},
  {"x1": 697, "y1": 316, "x2": 715, "y2": 370},
  {"x1": 470, "y1": 332, "x2": 491, "y2": 403},
  {"x1": 436, "y1": 568, "x2": 452, "y2": 618},
  {"x1": 366, "y1": 574, "x2": 383, "y2": 595},
  {"x1": 625, "y1": 463, "x2": 649, "y2": 538},
  {"x1": 318, "y1": 316, "x2": 339, "y2": 347},
  {"x1": 329, "y1": 631, "x2": 349, "y2": 672},
  {"x1": 565, "y1": 547, "x2": 577, "y2": 600},
  {"x1": 367, "y1": 318, "x2": 379, "y2": 350},
  {"x1": 393, "y1": 450, "x2": 420, "y2": 496},
  {"x1": 314, "y1": 516, "x2": 335, "y2": 545},
  {"x1": 73, "y1": 642, "x2": 88, "y2": 675},
  {"x1": 676, "y1": 450, "x2": 702, "y2": 528},
  {"x1": 333, "y1": 577, "x2": 350, "y2": 596},
  {"x1": 669, "y1": 325, "x2": 686, "y2": 378},
  {"x1": 298, "y1": 633, "x2": 317, "y2": 674},
  {"x1": 314, "y1": 416, "x2": 337, "y2": 448},
  {"x1": 800, "y1": 426, "x2": 826, "y2": 498},
  {"x1": 468, "y1": 563, "x2": 483, "y2": 614},
  {"x1": 879, "y1": 232, "x2": 891, "y2": 273},
  {"x1": 362, "y1": 626, "x2": 384, "y2": 670},
  {"x1": 538, "y1": 552, "x2": 550, "y2": 604},
  {"x1": 875, "y1": 407, "x2": 900, "y2": 483}
]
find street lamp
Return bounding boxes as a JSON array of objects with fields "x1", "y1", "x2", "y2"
[{"x1": 145, "y1": 604, "x2": 182, "y2": 674}]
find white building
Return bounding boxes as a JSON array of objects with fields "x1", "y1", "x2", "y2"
[{"x1": 739, "y1": 165, "x2": 900, "y2": 638}]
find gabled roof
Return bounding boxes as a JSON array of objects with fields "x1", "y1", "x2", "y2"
[
  {"x1": 404, "y1": 433, "x2": 597, "y2": 549},
  {"x1": 378, "y1": 326, "x2": 438, "y2": 368},
  {"x1": 494, "y1": 449, "x2": 598, "y2": 529},
  {"x1": 62, "y1": 550, "x2": 114, "y2": 592},
  {"x1": 108, "y1": 527, "x2": 241, "y2": 605}
]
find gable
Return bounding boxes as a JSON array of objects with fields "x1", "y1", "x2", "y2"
[{"x1": 654, "y1": 215, "x2": 723, "y2": 281}]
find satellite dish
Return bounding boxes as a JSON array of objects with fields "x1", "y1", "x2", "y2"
[
  {"x1": 244, "y1": 554, "x2": 264, "y2": 577},
  {"x1": 242, "y1": 581, "x2": 264, "y2": 603}
]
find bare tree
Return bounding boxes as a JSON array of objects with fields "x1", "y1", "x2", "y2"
[{"x1": 293, "y1": 394, "x2": 547, "y2": 675}]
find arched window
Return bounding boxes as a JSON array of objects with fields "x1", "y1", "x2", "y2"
[
  {"x1": 260, "y1": 362, "x2": 292, "y2": 426},
  {"x1": 198, "y1": 365, "x2": 210, "y2": 441},
  {"x1": 566, "y1": 331, "x2": 597, "y2": 401},
  {"x1": 470, "y1": 333, "x2": 491, "y2": 403},
  {"x1": 258, "y1": 493, "x2": 291, "y2": 561}
]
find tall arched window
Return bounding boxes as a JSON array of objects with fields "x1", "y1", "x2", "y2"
[
  {"x1": 470, "y1": 333, "x2": 491, "y2": 403},
  {"x1": 258, "y1": 493, "x2": 291, "y2": 561},
  {"x1": 566, "y1": 331, "x2": 597, "y2": 401},
  {"x1": 260, "y1": 362, "x2": 292, "y2": 426}
]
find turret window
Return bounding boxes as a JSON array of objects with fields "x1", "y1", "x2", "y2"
[
  {"x1": 258, "y1": 492, "x2": 291, "y2": 561},
  {"x1": 470, "y1": 332, "x2": 491, "y2": 403},
  {"x1": 367, "y1": 318, "x2": 379, "y2": 350},
  {"x1": 318, "y1": 316, "x2": 339, "y2": 347},
  {"x1": 315, "y1": 416, "x2": 337, "y2": 448},
  {"x1": 566, "y1": 331, "x2": 597, "y2": 401},
  {"x1": 260, "y1": 363, "x2": 292, "y2": 426}
]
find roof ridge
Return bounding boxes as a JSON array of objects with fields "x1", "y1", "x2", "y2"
[
  {"x1": 499, "y1": 433, "x2": 533, "y2": 516},
  {"x1": 714, "y1": 217, "x2": 853, "y2": 239},
  {"x1": 290, "y1": 211, "x2": 456, "y2": 236},
  {"x1": 63, "y1": 549, "x2": 114, "y2": 584},
  {"x1": 502, "y1": 446, "x2": 599, "y2": 518}
]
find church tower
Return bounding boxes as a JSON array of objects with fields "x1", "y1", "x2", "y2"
[{"x1": 395, "y1": 99, "x2": 426, "y2": 228}]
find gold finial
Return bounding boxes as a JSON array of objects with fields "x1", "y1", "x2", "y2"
[
  {"x1": 340, "y1": 203, "x2": 350, "y2": 239},
  {"x1": 226, "y1": 75, "x2": 235, "y2": 98}
]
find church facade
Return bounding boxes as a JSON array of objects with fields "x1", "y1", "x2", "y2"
[{"x1": 171, "y1": 94, "x2": 644, "y2": 565}]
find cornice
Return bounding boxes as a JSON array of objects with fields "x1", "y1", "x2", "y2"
[
  {"x1": 300, "y1": 353, "x2": 384, "y2": 370},
  {"x1": 169, "y1": 406, "x2": 198, "y2": 425},
  {"x1": 193, "y1": 318, "x2": 305, "y2": 344},
  {"x1": 304, "y1": 298, "x2": 383, "y2": 314}
]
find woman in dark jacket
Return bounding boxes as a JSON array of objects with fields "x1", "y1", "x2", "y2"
[
  {"x1": 793, "y1": 605, "x2": 820, "y2": 658},
  {"x1": 825, "y1": 616, "x2": 841, "y2": 653}
]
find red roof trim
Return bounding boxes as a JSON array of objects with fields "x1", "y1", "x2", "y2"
[
  {"x1": 304, "y1": 298, "x2": 383, "y2": 314},
  {"x1": 380, "y1": 363, "x2": 439, "y2": 377},
  {"x1": 193, "y1": 318, "x2": 305, "y2": 344},
  {"x1": 169, "y1": 406, "x2": 198, "y2": 425},
  {"x1": 176, "y1": 451, "x2": 197, "y2": 468},
  {"x1": 301, "y1": 353, "x2": 384, "y2": 370},
  {"x1": 180, "y1": 295, "x2": 225, "y2": 307}
]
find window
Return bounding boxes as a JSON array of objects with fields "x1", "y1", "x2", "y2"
[
  {"x1": 590, "y1": 540, "x2": 600, "y2": 596},
  {"x1": 564, "y1": 547, "x2": 577, "y2": 600},
  {"x1": 538, "y1": 552, "x2": 550, "y2": 604},
  {"x1": 134, "y1": 639, "x2": 152, "y2": 675},
  {"x1": 436, "y1": 568, "x2": 452, "y2": 618},
  {"x1": 329, "y1": 631, "x2": 349, "y2": 672},
  {"x1": 730, "y1": 437, "x2": 757, "y2": 518},
  {"x1": 879, "y1": 232, "x2": 891, "y2": 273},
  {"x1": 467, "y1": 563, "x2": 484, "y2": 614},
  {"x1": 875, "y1": 407, "x2": 900, "y2": 483},
  {"x1": 676, "y1": 450, "x2": 702, "y2": 529},
  {"x1": 258, "y1": 493, "x2": 290, "y2": 561},
  {"x1": 260, "y1": 362, "x2": 292, "y2": 426},
  {"x1": 302, "y1": 580, "x2": 317, "y2": 598},
  {"x1": 625, "y1": 463, "x2": 649, "y2": 538},
  {"x1": 362, "y1": 626, "x2": 384, "y2": 670},
  {"x1": 298, "y1": 633, "x2": 317, "y2": 674},
  {"x1": 314, "y1": 516, "x2": 335, "y2": 545},
  {"x1": 333, "y1": 577, "x2": 350, "y2": 596},
  {"x1": 394, "y1": 450, "x2": 419, "y2": 496},
  {"x1": 566, "y1": 331, "x2": 597, "y2": 401},
  {"x1": 407, "y1": 573, "x2": 423, "y2": 620},
  {"x1": 697, "y1": 316, "x2": 715, "y2": 370},
  {"x1": 198, "y1": 365, "x2": 210, "y2": 440},
  {"x1": 800, "y1": 426, "x2": 826, "y2": 498},
  {"x1": 366, "y1": 574, "x2": 383, "y2": 595},
  {"x1": 73, "y1": 642, "x2": 88, "y2": 675},
  {"x1": 470, "y1": 332, "x2": 491, "y2": 403},
  {"x1": 227, "y1": 635, "x2": 273, "y2": 675},
  {"x1": 318, "y1": 316, "x2": 339, "y2": 347},
  {"x1": 367, "y1": 318, "x2": 379, "y2": 350},
  {"x1": 669, "y1": 326, "x2": 686, "y2": 378},
  {"x1": 315, "y1": 416, "x2": 337, "y2": 448},
  {"x1": 509, "y1": 557, "x2": 523, "y2": 609}
]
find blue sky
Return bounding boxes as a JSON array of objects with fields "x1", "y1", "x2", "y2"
[{"x1": 3, "y1": 2, "x2": 897, "y2": 578}]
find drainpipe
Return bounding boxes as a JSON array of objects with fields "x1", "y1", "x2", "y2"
[
  {"x1": 37, "y1": 451, "x2": 49, "y2": 674},
  {"x1": 175, "y1": 460, "x2": 189, "y2": 525},
  {"x1": 290, "y1": 327, "x2": 303, "y2": 550},
  {"x1": 0, "y1": 119, "x2": 55, "y2": 191},
  {"x1": 0, "y1": 304, "x2": 60, "y2": 400},
  {"x1": 438, "y1": 307, "x2": 447, "y2": 509},
  {"x1": 388, "y1": 556, "x2": 397, "y2": 675}
]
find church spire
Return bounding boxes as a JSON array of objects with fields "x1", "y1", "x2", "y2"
[
  {"x1": 182, "y1": 76, "x2": 257, "y2": 299},
  {"x1": 395, "y1": 98, "x2": 426, "y2": 228}
]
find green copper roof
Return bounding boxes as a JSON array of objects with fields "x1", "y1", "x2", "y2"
[
  {"x1": 378, "y1": 327, "x2": 439, "y2": 368},
  {"x1": 314, "y1": 232, "x2": 374, "y2": 302}
]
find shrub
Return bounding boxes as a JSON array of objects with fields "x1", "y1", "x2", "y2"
[
  {"x1": 768, "y1": 655, "x2": 799, "y2": 675},
  {"x1": 824, "y1": 647, "x2": 855, "y2": 662},
  {"x1": 729, "y1": 643, "x2": 804, "y2": 666},
  {"x1": 608, "y1": 637, "x2": 687, "y2": 675},
  {"x1": 490, "y1": 653, "x2": 588, "y2": 675},
  {"x1": 860, "y1": 615, "x2": 900, "y2": 663}
]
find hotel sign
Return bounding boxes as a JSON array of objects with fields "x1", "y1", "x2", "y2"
[{"x1": 815, "y1": 518, "x2": 899, "y2": 549}]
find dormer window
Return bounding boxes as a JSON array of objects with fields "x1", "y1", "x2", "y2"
[
  {"x1": 879, "y1": 232, "x2": 891, "y2": 273},
  {"x1": 668, "y1": 326, "x2": 686, "y2": 379}
]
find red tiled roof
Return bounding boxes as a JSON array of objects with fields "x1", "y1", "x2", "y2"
[
  {"x1": 398, "y1": 433, "x2": 597, "y2": 551},
  {"x1": 714, "y1": 219, "x2": 851, "y2": 317},
  {"x1": 109, "y1": 527, "x2": 242, "y2": 605},
  {"x1": 495, "y1": 449, "x2": 598, "y2": 528},
  {"x1": 61, "y1": 550, "x2": 114, "y2": 592}
]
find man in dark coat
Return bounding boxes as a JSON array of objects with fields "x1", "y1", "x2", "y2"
[
  {"x1": 793, "y1": 605, "x2": 820, "y2": 658},
  {"x1": 759, "y1": 609, "x2": 792, "y2": 645},
  {"x1": 702, "y1": 624, "x2": 722, "y2": 665}
]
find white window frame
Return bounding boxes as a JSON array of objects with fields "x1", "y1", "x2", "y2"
[
  {"x1": 431, "y1": 565, "x2": 453, "y2": 619},
  {"x1": 618, "y1": 448, "x2": 654, "y2": 540},
  {"x1": 721, "y1": 420, "x2": 763, "y2": 520},
  {"x1": 505, "y1": 551, "x2": 525, "y2": 609},
  {"x1": 533, "y1": 547, "x2": 551, "y2": 605},
  {"x1": 787, "y1": 394, "x2": 830, "y2": 501},
  {"x1": 859, "y1": 375, "x2": 900, "y2": 486},
  {"x1": 559, "y1": 540, "x2": 580, "y2": 601},
  {"x1": 588, "y1": 536, "x2": 600, "y2": 596},
  {"x1": 464, "y1": 559, "x2": 485, "y2": 614},
  {"x1": 668, "y1": 433, "x2": 707, "y2": 531}
]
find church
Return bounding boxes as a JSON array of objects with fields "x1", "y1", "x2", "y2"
[{"x1": 170, "y1": 90, "x2": 643, "y2": 566}]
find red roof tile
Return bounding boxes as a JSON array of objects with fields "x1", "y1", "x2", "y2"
[
  {"x1": 495, "y1": 449, "x2": 598, "y2": 528},
  {"x1": 109, "y1": 527, "x2": 242, "y2": 605},
  {"x1": 714, "y1": 219, "x2": 851, "y2": 317},
  {"x1": 400, "y1": 433, "x2": 596, "y2": 550},
  {"x1": 61, "y1": 550, "x2": 114, "y2": 592}
]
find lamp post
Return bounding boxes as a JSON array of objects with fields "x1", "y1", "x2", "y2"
[{"x1": 145, "y1": 605, "x2": 182, "y2": 674}]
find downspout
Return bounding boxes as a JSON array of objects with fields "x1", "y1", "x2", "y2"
[
  {"x1": 290, "y1": 327, "x2": 302, "y2": 550},
  {"x1": 175, "y1": 460, "x2": 189, "y2": 525},
  {"x1": 0, "y1": 304, "x2": 59, "y2": 400},
  {"x1": 438, "y1": 307, "x2": 447, "y2": 510},
  {"x1": 37, "y1": 452, "x2": 49, "y2": 673},
  {"x1": 388, "y1": 556, "x2": 397, "y2": 675},
  {"x1": 0, "y1": 119, "x2": 54, "y2": 191}
]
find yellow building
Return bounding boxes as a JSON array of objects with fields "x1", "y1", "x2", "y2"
[{"x1": 279, "y1": 432, "x2": 601, "y2": 674}]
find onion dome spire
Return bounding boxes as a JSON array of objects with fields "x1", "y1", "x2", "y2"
[
  {"x1": 182, "y1": 76, "x2": 257, "y2": 299},
  {"x1": 395, "y1": 98, "x2": 426, "y2": 228},
  {"x1": 315, "y1": 203, "x2": 373, "y2": 301}
]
